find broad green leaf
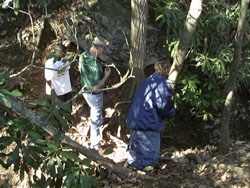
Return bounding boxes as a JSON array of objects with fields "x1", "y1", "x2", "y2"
[
  {"x1": 81, "y1": 158, "x2": 93, "y2": 168},
  {"x1": 9, "y1": 90, "x2": 22, "y2": 97},
  {"x1": 48, "y1": 158, "x2": 55, "y2": 176},
  {"x1": 47, "y1": 148, "x2": 55, "y2": 156},
  {"x1": 212, "y1": 100, "x2": 218, "y2": 111},
  {"x1": 58, "y1": 146, "x2": 71, "y2": 150},
  {"x1": 27, "y1": 131, "x2": 43, "y2": 139},
  {"x1": 60, "y1": 110, "x2": 72, "y2": 120},
  {"x1": 47, "y1": 142, "x2": 57, "y2": 150},
  {"x1": 208, "y1": 113, "x2": 213, "y2": 120},
  {"x1": 12, "y1": 143, "x2": 20, "y2": 172},
  {"x1": 49, "y1": 116, "x2": 60, "y2": 128},
  {"x1": 0, "y1": 136, "x2": 15, "y2": 150},
  {"x1": 29, "y1": 150, "x2": 42, "y2": 162},
  {"x1": 61, "y1": 103, "x2": 72, "y2": 113},
  {"x1": 63, "y1": 172, "x2": 76, "y2": 187},
  {"x1": 0, "y1": 94, "x2": 11, "y2": 108},
  {"x1": 51, "y1": 89, "x2": 57, "y2": 104},
  {"x1": 54, "y1": 132, "x2": 62, "y2": 147},
  {"x1": 23, "y1": 145, "x2": 39, "y2": 169},
  {"x1": 79, "y1": 174, "x2": 91, "y2": 188},
  {"x1": 56, "y1": 156, "x2": 63, "y2": 178},
  {"x1": 45, "y1": 178, "x2": 53, "y2": 187},
  {"x1": 59, "y1": 151, "x2": 80, "y2": 162},
  {"x1": 36, "y1": 98, "x2": 50, "y2": 106},
  {"x1": 13, "y1": 0, "x2": 20, "y2": 15},
  {"x1": 0, "y1": 136, "x2": 13, "y2": 143},
  {"x1": 54, "y1": 111, "x2": 67, "y2": 131},
  {"x1": 203, "y1": 114, "x2": 208, "y2": 121},
  {"x1": 28, "y1": 138, "x2": 47, "y2": 146}
]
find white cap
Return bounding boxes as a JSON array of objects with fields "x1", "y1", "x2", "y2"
[{"x1": 92, "y1": 37, "x2": 106, "y2": 48}]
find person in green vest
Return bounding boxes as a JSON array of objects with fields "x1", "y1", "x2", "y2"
[{"x1": 79, "y1": 37, "x2": 111, "y2": 152}]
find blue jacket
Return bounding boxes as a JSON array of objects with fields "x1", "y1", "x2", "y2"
[{"x1": 126, "y1": 72, "x2": 176, "y2": 132}]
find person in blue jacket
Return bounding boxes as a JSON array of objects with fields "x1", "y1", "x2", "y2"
[{"x1": 126, "y1": 59, "x2": 176, "y2": 173}]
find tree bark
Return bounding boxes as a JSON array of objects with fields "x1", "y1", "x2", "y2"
[
  {"x1": 219, "y1": 0, "x2": 249, "y2": 153},
  {"x1": 0, "y1": 96, "x2": 140, "y2": 178},
  {"x1": 101, "y1": 0, "x2": 148, "y2": 137},
  {"x1": 129, "y1": 0, "x2": 148, "y2": 96},
  {"x1": 168, "y1": 0, "x2": 203, "y2": 89}
]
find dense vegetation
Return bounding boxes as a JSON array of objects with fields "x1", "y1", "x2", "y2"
[{"x1": 151, "y1": 0, "x2": 249, "y2": 121}]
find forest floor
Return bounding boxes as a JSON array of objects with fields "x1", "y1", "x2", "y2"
[{"x1": 0, "y1": 62, "x2": 250, "y2": 188}]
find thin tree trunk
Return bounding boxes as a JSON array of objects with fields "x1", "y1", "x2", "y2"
[
  {"x1": 129, "y1": 0, "x2": 148, "y2": 97},
  {"x1": 105, "y1": 0, "x2": 148, "y2": 137},
  {"x1": 168, "y1": 0, "x2": 203, "y2": 89},
  {"x1": 219, "y1": 0, "x2": 249, "y2": 153}
]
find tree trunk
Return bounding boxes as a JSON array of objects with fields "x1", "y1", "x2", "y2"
[
  {"x1": 168, "y1": 0, "x2": 203, "y2": 89},
  {"x1": 129, "y1": 0, "x2": 148, "y2": 96},
  {"x1": 105, "y1": 0, "x2": 148, "y2": 139},
  {"x1": 219, "y1": 0, "x2": 249, "y2": 153}
]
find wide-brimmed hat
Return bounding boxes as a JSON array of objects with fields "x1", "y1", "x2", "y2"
[{"x1": 92, "y1": 37, "x2": 106, "y2": 48}]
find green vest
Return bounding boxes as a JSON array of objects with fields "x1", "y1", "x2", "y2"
[{"x1": 79, "y1": 51, "x2": 104, "y2": 93}]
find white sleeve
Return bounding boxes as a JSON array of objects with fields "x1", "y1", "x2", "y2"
[{"x1": 45, "y1": 58, "x2": 56, "y2": 81}]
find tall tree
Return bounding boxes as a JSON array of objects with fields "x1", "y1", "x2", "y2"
[
  {"x1": 129, "y1": 0, "x2": 148, "y2": 97},
  {"x1": 219, "y1": 0, "x2": 249, "y2": 153},
  {"x1": 168, "y1": 0, "x2": 203, "y2": 89},
  {"x1": 96, "y1": 0, "x2": 148, "y2": 139}
]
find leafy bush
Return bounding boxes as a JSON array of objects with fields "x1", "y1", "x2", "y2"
[{"x1": 152, "y1": 0, "x2": 250, "y2": 121}]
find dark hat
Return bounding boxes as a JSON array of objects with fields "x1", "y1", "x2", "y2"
[
  {"x1": 51, "y1": 43, "x2": 65, "y2": 56},
  {"x1": 92, "y1": 37, "x2": 106, "y2": 48}
]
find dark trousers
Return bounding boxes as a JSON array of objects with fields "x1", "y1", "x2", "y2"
[{"x1": 57, "y1": 92, "x2": 72, "y2": 103}]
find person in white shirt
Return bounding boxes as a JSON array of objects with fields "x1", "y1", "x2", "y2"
[{"x1": 45, "y1": 43, "x2": 72, "y2": 104}]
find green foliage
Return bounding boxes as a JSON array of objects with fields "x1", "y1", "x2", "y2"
[
  {"x1": 35, "y1": 90, "x2": 72, "y2": 131},
  {"x1": 152, "y1": 0, "x2": 185, "y2": 47},
  {"x1": 0, "y1": 68, "x2": 22, "y2": 125},
  {"x1": 13, "y1": 0, "x2": 19, "y2": 15},
  {"x1": 1, "y1": 0, "x2": 20, "y2": 14},
  {"x1": 0, "y1": 71, "x2": 97, "y2": 187},
  {"x1": 238, "y1": 55, "x2": 250, "y2": 88},
  {"x1": 0, "y1": 80, "x2": 99, "y2": 188},
  {"x1": 152, "y1": 0, "x2": 249, "y2": 121},
  {"x1": 0, "y1": 118, "x2": 99, "y2": 188}
]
